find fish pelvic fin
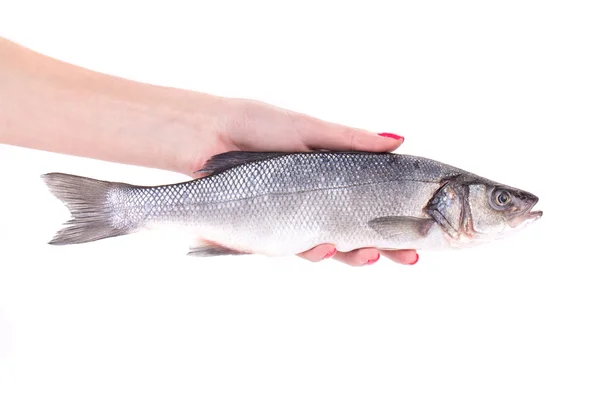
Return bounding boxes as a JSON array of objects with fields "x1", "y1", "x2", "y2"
[{"x1": 41, "y1": 173, "x2": 135, "y2": 245}]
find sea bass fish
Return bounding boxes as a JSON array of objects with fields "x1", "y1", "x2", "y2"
[{"x1": 42, "y1": 151, "x2": 542, "y2": 256}]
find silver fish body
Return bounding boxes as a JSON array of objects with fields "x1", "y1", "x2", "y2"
[{"x1": 42, "y1": 151, "x2": 542, "y2": 256}]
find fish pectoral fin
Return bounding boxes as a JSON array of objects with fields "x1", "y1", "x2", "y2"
[
  {"x1": 187, "y1": 240, "x2": 250, "y2": 257},
  {"x1": 368, "y1": 216, "x2": 435, "y2": 239}
]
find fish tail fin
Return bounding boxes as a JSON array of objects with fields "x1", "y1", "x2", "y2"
[{"x1": 41, "y1": 173, "x2": 136, "y2": 245}]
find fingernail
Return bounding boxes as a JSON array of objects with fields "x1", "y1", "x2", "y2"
[
  {"x1": 323, "y1": 248, "x2": 337, "y2": 260},
  {"x1": 378, "y1": 133, "x2": 404, "y2": 141},
  {"x1": 408, "y1": 254, "x2": 419, "y2": 265},
  {"x1": 366, "y1": 253, "x2": 381, "y2": 265}
]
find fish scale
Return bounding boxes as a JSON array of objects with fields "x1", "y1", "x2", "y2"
[{"x1": 116, "y1": 152, "x2": 461, "y2": 254}]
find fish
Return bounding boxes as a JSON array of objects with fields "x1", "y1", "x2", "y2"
[{"x1": 41, "y1": 151, "x2": 543, "y2": 257}]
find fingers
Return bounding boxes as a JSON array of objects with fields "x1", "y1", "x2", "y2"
[
  {"x1": 293, "y1": 112, "x2": 405, "y2": 153},
  {"x1": 225, "y1": 99, "x2": 405, "y2": 154},
  {"x1": 380, "y1": 249, "x2": 419, "y2": 265},
  {"x1": 296, "y1": 246, "x2": 420, "y2": 266},
  {"x1": 333, "y1": 247, "x2": 381, "y2": 266},
  {"x1": 297, "y1": 244, "x2": 337, "y2": 262}
]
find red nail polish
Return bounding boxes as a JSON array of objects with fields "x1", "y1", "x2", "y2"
[
  {"x1": 378, "y1": 133, "x2": 404, "y2": 141},
  {"x1": 408, "y1": 254, "x2": 419, "y2": 265},
  {"x1": 323, "y1": 249, "x2": 337, "y2": 260},
  {"x1": 367, "y1": 253, "x2": 381, "y2": 265}
]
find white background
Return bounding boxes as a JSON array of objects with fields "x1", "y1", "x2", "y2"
[{"x1": 1, "y1": 1, "x2": 599, "y2": 399}]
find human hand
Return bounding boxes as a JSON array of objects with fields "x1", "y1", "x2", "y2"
[
  {"x1": 183, "y1": 97, "x2": 419, "y2": 266},
  {"x1": 0, "y1": 36, "x2": 417, "y2": 266}
]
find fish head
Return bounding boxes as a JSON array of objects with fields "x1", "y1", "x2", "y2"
[
  {"x1": 426, "y1": 177, "x2": 543, "y2": 247},
  {"x1": 466, "y1": 182, "x2": 543, "y2": 238}
]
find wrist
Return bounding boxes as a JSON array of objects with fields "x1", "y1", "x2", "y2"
[
  {"x1": 71, "y1": 81, "x2": 233, "y2": 176},
  {"x1": 0, "y1": 37, "x2": 227, "y2": 176},
  {"x1": 141, "y1": 88, "x2": 232, "y2": 175},
  {"x1": 63, "y1": 75, "x2": 225, "y2": 175}
]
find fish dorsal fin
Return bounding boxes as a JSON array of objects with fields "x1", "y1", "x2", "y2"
[{"x1": 196, "y1": 151, "x2": 288, "y2": 174}]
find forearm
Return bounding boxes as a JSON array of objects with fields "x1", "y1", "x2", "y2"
[{"x1": 0, "y1": 38, "x2": 221, "y2": 174}]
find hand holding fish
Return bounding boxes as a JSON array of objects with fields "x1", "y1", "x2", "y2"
[
  {"x1": 0, "y1": 37, "x2": 420, "y2": 266},
  {"x1": 185, "y1": 98, "x2": 419, "y2": 266}
]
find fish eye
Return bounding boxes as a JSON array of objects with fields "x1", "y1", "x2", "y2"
[{"x1": 494, "y1": 190, "x2": 511, "y2": 206}]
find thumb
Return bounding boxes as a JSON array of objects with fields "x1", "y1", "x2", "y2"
[{"x1": 293, "y1": 114, "x2": 404, "y2": 152}]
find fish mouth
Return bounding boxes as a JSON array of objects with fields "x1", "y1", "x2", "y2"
[
  {"x1": 511, "y1": 208, "x2": 542, "y2": 229},
  {"x1": 526, "y1": 197, "x2": 543, "y2": 220},
  {"x1": 527, "y1": 210, "x2": 543, "y2": 220},
  {"x1": 507, "y1": 195, "x2": 543, "y2": 228}
]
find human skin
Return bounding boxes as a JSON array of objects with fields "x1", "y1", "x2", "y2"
[{"x1": 0, "y1": 37, "x2": 419, "y2": 266}]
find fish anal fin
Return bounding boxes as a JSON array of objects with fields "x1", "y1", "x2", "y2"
[
  {"x1": 368, "y1": 216, "x2": 435, "y2": 239},
  {"x1": 196, "y1": 151, "x2": 288, "y2": 174},
  {"x1": 188, "y1": 239, "x2": 250, "y2": 257}
]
